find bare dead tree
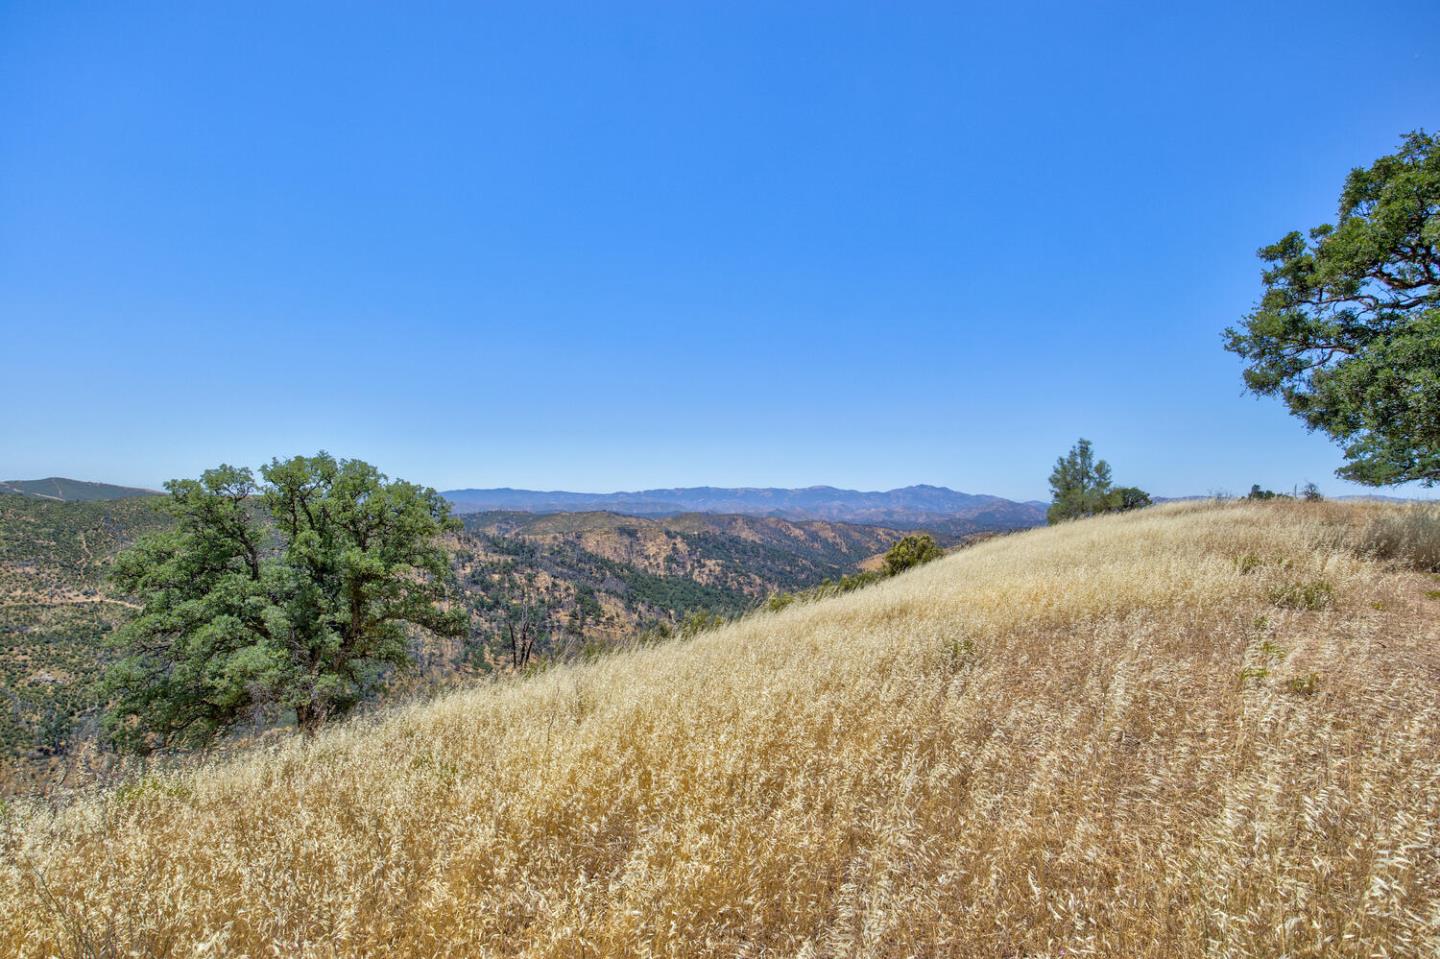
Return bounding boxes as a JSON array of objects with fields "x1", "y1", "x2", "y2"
[{"x1": 507, "y1": 585, "x2": 549, "y2": 670}]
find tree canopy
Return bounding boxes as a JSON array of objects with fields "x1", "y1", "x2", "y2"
[
  {"x1": 1224, "y1": 131, "x2": 1440, "y2": 486},
  {"x1": 104, "y1": 453, "x2": 463, "y2": 751},
  {"x1": 883, "y1": 533, "x2": 943, "y2": 575},
  {"x1": 1048, "y1": 439, "x2": 1151, "y2": 523}
]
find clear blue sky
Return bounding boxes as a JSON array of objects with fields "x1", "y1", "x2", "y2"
[{"x1": 2, "y1": 2, "x2": 1437, "y2": 501}]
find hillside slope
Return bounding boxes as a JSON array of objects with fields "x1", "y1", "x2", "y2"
[
  {"x1": 448, "y1": 511, "x2": 904, "y2": 673},
  {"x1": 0, "y1": 495, "x2": 170, "y2": 773},
  {"x1": 4, "y1": 501, "x2": 1439, "y2": 957},
  {"x1": 0, "y1": 501, "x2": 900, "y2": 783},
  {"x1": 0, "y1": 478, "x2": 158, "y2": 502},
  {"x1": 464, "y1": 510, "x2": 901, "y2": 582}
]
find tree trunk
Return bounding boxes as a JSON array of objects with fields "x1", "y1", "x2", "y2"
[{"x1": 296, "y1": 704, "x2": 323, "y2": 738}]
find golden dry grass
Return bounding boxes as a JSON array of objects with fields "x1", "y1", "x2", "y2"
[{"x1": 4, "y1": 500, "x2": 1440, "y2": 957}]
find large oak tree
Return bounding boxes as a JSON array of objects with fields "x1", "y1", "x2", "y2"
[
  {"x1": 1225, "y1": 131, "x2": 1440, "y2": 486},
  {"x1": 104, "y1": 453, "x2": 463, "y2": 751}
]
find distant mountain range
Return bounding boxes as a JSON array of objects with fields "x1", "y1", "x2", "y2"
[
  {"x1": 0, "y1": 478, "x2": 158, "y2": 502},
  {"x1": 442, "y1": 484, "x2": 1049, "y2": 529},
  {"x1": 2, "y1": 477, "x2": 1051, "y2": 530}
]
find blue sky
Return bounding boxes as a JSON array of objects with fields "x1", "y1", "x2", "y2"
[{"x1": 2, "y1": 2, "x2": 1437, "y2": 501}]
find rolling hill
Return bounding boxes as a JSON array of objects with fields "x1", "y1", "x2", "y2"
[
  {"x1": 4, "y1": 499, "x2": 1437, "y2": 956},
  {"x1": 0, "y1": 477, "x2": 159, "y2": 502},
  {"x1": 442, "y1": 483, "x2": 1049, "y2": 529}
]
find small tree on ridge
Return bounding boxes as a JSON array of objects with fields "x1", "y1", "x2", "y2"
[{"x1": 1048, "y1": 439, "x2": 1150, "y2": 523}]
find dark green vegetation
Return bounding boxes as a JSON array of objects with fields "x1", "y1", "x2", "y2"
[
  {"x1": 1047, "y1": 439, "x2": 1152, "y2": 523},
  {"x1": 0, "y1": 494, "x2": 169, "y2": 769},
  {"x1": 882, "y1": 533, "x2": 944, "y2": 575},
  {"x1": 1225, "y1": 131, "x2": 1440, "y2": 486},
  {"x1": 0, "y1": 477, "x2": 158, "y2": 502},
  {"x1": 104, "y1": 455, "x2": 461, "y2": 751}
]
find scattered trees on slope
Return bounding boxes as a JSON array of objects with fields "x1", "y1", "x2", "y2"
[
  {"x1": 103, "y1": 453, "x2": 462, "y2": 751},
  {"x1": 1224, "y1": 131, "x2": 1440, "y2": 486}
]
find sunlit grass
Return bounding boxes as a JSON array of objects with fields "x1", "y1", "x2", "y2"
[{"x1": 3, "y1": 500, "x2": 1438, "y2": 957}]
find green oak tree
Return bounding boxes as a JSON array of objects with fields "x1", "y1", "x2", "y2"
[
  {"x1": 103, "y1": 453, "x2": 463, "y2": 751},
  {"x1": 1225, "y1": 131, "x2": 1440, "y2": 486},
  {"x1": 1109, "y1": 486, "x2": 1153, "y2": 512},
  {"x1": 883, "y1": 533, "x2": 944, "y2": 575}
]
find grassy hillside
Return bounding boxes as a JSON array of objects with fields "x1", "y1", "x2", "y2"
[{"x1": 5, "y1": 500, "x2": 1438, "y2": 957}]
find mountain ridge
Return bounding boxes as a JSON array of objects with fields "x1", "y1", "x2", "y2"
[
  {"x1": 442, "y1": 483, "x2": 1048, "y2": 528},
  {"x1": 0, "y1": 477, "x2": 160, "y2": 502}
]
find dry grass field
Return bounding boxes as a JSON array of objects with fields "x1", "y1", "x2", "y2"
[{"x1": 3, "y1": 499, "x2": 1439, "y2": 958}]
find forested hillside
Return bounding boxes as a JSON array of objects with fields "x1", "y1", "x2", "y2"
[
  {"x1": 447, "y1": 511, "x2": 907, "y2": 670},
  {"x1": 0, "y1": 495, "x2": 170, "y2": 786}
]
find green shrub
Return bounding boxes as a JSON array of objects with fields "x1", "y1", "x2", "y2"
[
  {"x1": 883, "y1": 534, "x2": 943, "y2": 576},
  {"x1": 766, "y1": 592, "x2": 796, "y2": 612},
  {"x1": 1268, "y1": 579, "x2": 1336, "y2": 611},
  {"x1": 946, "y1": 638, "x2": 976, "y2": 669},
  {"x1": 678, "y1": 610, "x2": 728, "y2": 638}
]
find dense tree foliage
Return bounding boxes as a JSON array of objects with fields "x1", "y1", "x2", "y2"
[
  {"x1": 1225, "y1": 131, "x2": 1440, "y2": 486},
  {"x1": 104, "y1": 454, "x2": 462, "y2": 750},
  {"x1": 883, "y1": 533, "x2": 944, "y2": 575},
  {"x1": 1048, "y1": 439, "x2": 1151, "y2": 523},
  {"x1": 1110, "y1": 487, "x2": 1153, "y2": 512}
]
